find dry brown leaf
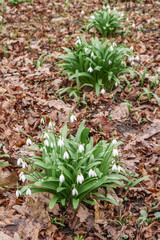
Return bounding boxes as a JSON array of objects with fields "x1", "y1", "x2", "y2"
[
  {"x1": 76, "y1": 204, "x2": 91, "y2": 223},
  {"x1": 110, "y1": 104, "x2": 129, "y2": 120}
]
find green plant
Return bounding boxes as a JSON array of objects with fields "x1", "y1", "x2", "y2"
[
  {"x1": 86, "y1": 5, "x2": 124, "y2": 37},
  {"x1": 9, "y1": 0, "x2": 33, "y2": 6},
  {"x1": 139, "y1": 87, "x2": 160, "y2": 105},
  {"x1": 18, "y1": 121, "x2": 129, "y2": 210},
  {"x1": 138, "y1": 210, "x2": 152, "y2": 227},
  {"x1": 74, "y1": 235, "x2": 84, "y2": 240},
  {"x1": 36, "y1": 53, "x2": 50, "y2": 68},
  {"x1": 59, "y1": 37, "x2": 134, "y2": 95},
  {"x1": 109, "y1": 209, "x2": 128, "y2": 227},
  {"x1": 0, "y1": 143, "x2": 10, "y2": 166}
]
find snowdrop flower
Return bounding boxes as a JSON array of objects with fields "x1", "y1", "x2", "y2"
[
  {"x1": 72, "y1": 187, "x2": 78, "y2": 196},
  {"x1": 90, "y1": 15, "x2": 95, "y2": 20},
  {"x1": 109, "y1": 45, "x2": 114, "y2": 51},
  {"x1": 81, "y1": 10, "x2": 85, "y2": 15},
  {"x1": 128, "y1": 56, "x2": 134, "y2": 62},
  {"x1": 17, "y1": 158, "x2": 23, "y2": 166},
  {"x1": 113, "y1": 148, "x2": 118, "y2": 157},
  {"x1": 19, "y1": 172, "x2": 26, "y2": 182},
  {"x1": 135, "y1": 55, "x2": 140, "y2": 61},
  {"x1": 120, "y1": 12, "x2": 124, "y2": 17},
  {"x1": 89, "y1": 169, "x2": 97, "y2": 177},
  {"x1": 26, "y1": 188, "x2": 31, "y2": 195},
  {"x1": 76, "y1": 37, "x2": 81, "y2": 45},
  {"x1": 77, "y1": 173, "x2": 84, "y2": 184},
  {"x1": 115, "y1": 82, "x2": 118, "y2": 87},
  {"x1": 112, "y1": 139, "x2": 117, "y2": 145},
  {"x1": 50, "y1": 142, "x2": 54, "y2": 148},
  {"x1": 106, "y1": 5, "x2": 110, "y2": 9},
  {"x1": 100, "y1": 88, "x2": 106, "y2": 95},
  {"x1": 44, "y1": 132, "x2": 49, "y2": 139},
  {"x1": 16, "y1": 190, "x2": 21, "y2": 198},
  {"x1": 43, "y1": 146, "x2": 47, "y2": 153},
  {"x1": 91, "y1": 52, "x2": 94, "y2": 58},
  {"x1": 108, "y1": 8, "x2": 111, "y2": 13},
  {"x1": 126, "y1": 18, "x2": 129, "y2": 21},
  {"x1": 22, "y1": 161, "x2": 28, "y2": 169},
  {"x1": 58, "y1": 137, "x2": 64, "y2": 147},
  {"x1": 26, "y1": 138, "x2": 32, "y2": 146},
  {"x1": 130, "y1": 46, "x2": 134, "y2": 51},
  {"x1": 112, "y1": 42, "x2": 117, "y2": 47},
  {"x1": 132, "y1": 23, "x2": 135, "y2": 28},
  {"x1": 117, "y1": 166, "x2": 122, "y2": 172},
  {"x1": 70, "y1": 114, "x2": 77, "y2": 123},
  {"x1": 85, "y1": 48, "x2": 88, "y2": 53},
  {"x1": 113, "y1": 7, "x2": 116, "y2": 11},
  {"x1": 131, "y1": 61, "x2": 135, "y2": 66},
  {"x1": 88, "y1": 66, "x2": 93, "y2": 73},
  {"x1": 44, "y1": 139, "x2": 49, "y2": 147},
  {"x1": 106, "y1": 23, "x2": 109, "y2": 27},
  {"x1": 48, "y1": 122, "x2": 53, "y2": 129},
  {"x1": 63, "y1": 151, "x2": 69, "y2": 159},
  {"x1": 123, "y1": 27, "x2": 126, "y2": 31},
  {"x1": 40, "y1": 118, "x2": 45, "y2": 125},
  {"x1": 0, "y1": 16, "x2": 2, "y2": 22},
  {"x1": 79, "y1": 144, "x2": 84, "y2": 153},
  {"x1": 59, "y1": 174, "x2": 65, "y2": 183},
  {"x1": 112, "y1": 164, "x2": 117, "y2": 171},
  {"x1": 108, "y1": 60, "x2": 112, "y2": 65}
]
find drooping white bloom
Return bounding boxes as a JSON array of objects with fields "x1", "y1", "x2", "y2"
[
  {"x1": 106, "y1": 23, "x2": 109, "y2": 27},
  {"x1": 79, "y1": 144, "x2": 84, "y2": 153},
  {"x1": 113, "y1": 7, "x2": 116, "y2": 11},
  {"x1": 113, "y1": 148, "x2": 118, "y2": 157},
  {"x1": 85, "y1": 48, "x2": 88, "y2": 53},
  {"x1": 70, "y1": 114, "x2": 77, "y2": 123},
  {"x1": 17, "y1": 158, "x2": 23, "y2": 166},
  {"x1": 44, "y1": 132, "x2": 49, "y2": 139},
  {"x1": 26, "y1": 188, "x2": 31, "y2": 195},
  {"x1": 50, "y1": 142, "x2": 54, "y2": 148},
  {"x1": 135, "y1": 55, "x2": 140, "y2": 61},
  {"x1": 48, "y1": 122, "x2": 52, "y2": 129},
  {"x1": 130, "y1": 46, "x2": 134, "y2": 51},
  {"x1": 117, "y1": 165, "x2": 122, "y2": 172},
  {"x1": 112, "y1": 164, "x2": 117, "y2": 171},
  {"x1": 112, "y1": 42, "x2": 117, "y2": 47},
  {"x1": 89, "y1": 169, "x2": 97, "y2": 177},
  {"x1": 115, "y1": 82, "x2": 118, "y2": 87},
  {"x1": 63, "y1": 151, "x2": 69, "y2": 159},
  {"x1": 81, "y1": 10, "x2": 85, "y2": 15},
  {"x1": 40, "y1": 118, "x2": 45, "y2": 125},
  {"x1": 58, "y1": 137, "x2": 64, "y2": 147},
  {"x1": 44, "y1": 139, "x2": 49, "y2": 147},
  {"x1": 91, "y1": 52, "x2": 94, "y2": 58},
  {"x1": 120, "y1": 12, "x2": 124, "y2": 17},
  {"x1": 76, "y1": 37, "x2": 81, "y2": 45},
  {"x1": 109, "y1": 45, "x2": 114, "y2": 51},
  {"x1": 43, "y1": 146, "x2": 47, "y2": 153},
  {"x1": 87, "y1": 66, "x2": 93, "y2": 73},
  {"x1": 0, "y1": 16, "x2": 3, "y2": 22},
  {"x1": 126, "y1": 18, "x2": 129, "y2": 21},
  {"x1": 112, "y1": 139, "x2": 117, "y2": 145},
  {"x1": 131, "y1": 61, "x2": 135, "y2": 66},
  {"x1": 132, "y1": 23, "x2": 135, "y2": 28},
  {"x1": 59, "y1": 174, "x2": 65, "y2": 183},
  {"x1": 19, "y1": 172, "x2": 26, "y2": 182},
  {"x1": 77, "y1": 173, "x2": 84, "y2": 184},
  {"x1": 16, "y1": 190, "x2": 21, "y2": 198},
  {"x1": 100, "y1": 88, "x2": 106, "y2": 95},
  {"x1": 26, "y1": 138, "x2": 32, "y2": 146},
  {"x1": 128, "y1": 56, "x2": 134, "y2": 62},
  {"x1": 108, "y1": 8, "x2": 111, "y2": 13},
  {"x1": 123, "y1": 27, "x2": 126, "y2": 31},
  {"x1": 22, "y1": 161, "x2": 28, "y2": 169},
  {"x1": 108, "y1": 60, "x2": 112, "y2": 65},
  {"x1": 72, "y1": 187, "x2": 78, "y2": 196},
  {"x1": 90, "y1": 15, "x2": 95, "y2": 20},
  {"x1": 106, "y1": 5, "x2": 110, "y2": 9}
]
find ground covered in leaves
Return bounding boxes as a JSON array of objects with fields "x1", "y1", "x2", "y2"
[{"x1": 0, "y1": 0, "x2": 160, "y2": 239}]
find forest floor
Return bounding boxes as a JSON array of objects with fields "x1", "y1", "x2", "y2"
[{"x1": 0, "y1": 0, "x2": 160, "y2": 239}]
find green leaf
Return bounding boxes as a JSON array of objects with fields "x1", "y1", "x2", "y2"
[
  {"x1": 0, "y1": 162, "x2": 9, "y2": 166},
  {"x1": 61, "y1": 124, "x2": 68, "y2": 139},
  {"x1": 130, "y1": 176, "x2": 148, "y2": 188},
  {"x1": 75, "y1": 120, "x2": 86, "y2": 142},
  {"x1": 154, "y1": 212, "x2": 160, "y2": 219},
  {"x1": 80, "y1": 128, "x2": 90, "y2": 143},
  {"x1": 72, "y1": 198, "x2": 79, "y2": 210},
  {"x1": 49, "y1": 197, "x2": 58, "y2": 209}
]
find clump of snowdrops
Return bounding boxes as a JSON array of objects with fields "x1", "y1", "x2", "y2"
[
  {"x1": 58, "y1": 37, "x2": 135, "y2": 95},
  {"x1": 86, "y1": 5, "x2": 125, "y2": 37},
  {"x1": 16, "y1": 119, "x2": 130, "y2": 210}
]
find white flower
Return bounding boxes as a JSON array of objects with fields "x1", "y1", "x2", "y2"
[
  {"x1": 90, "y1": 15, "x2": 95, "y2": 19},
  {"x1": 112, "y1": 139, "x2": 117, "y2": 145},
  {"x1": 63, "y1": 151, "x2": 69, "y2": 159},
  {"x1": 128, "y1": 56, "x2": 134, "y2": 62},
  {"x1": 123, "y1": 27, "x2": 126, "y2": 31},
  {"x1": 130, "y1": 46, "x2": 134, "y2": 51},
  {"x1": 100, "y1": 88, "x2": 106, "y2": 95},
  {"x1": 106, "y1": 23, "x2": 109, "y2": 27},
  {"x1": 112, "y1": 42, "x2": 117, "y2": 47},
  {"x1": 131, "y1": 61, "x2": 135, "y2": 66},
  {"x1": 50, "y1": 142, "x2": 54, "y2": 148},
  {"x1": 44, "y1": 139, "x2": 49, "y2": 147},
  {"x1": 59, "y1": 174, "x2": 65, "y2": 183},
  {"x1": 88, "y1": 66, "x2": 93, "y2": 73},
  {"x1": 108, "y1": 8, "x2": 111, "y2": 13},
  {"x1": 16, "y1": 190, "x2": 21, "y2": 198},
  {"x1": 112, "y1": 164, "x2": 117, "y2": 171},
  {"x1": 89, "y1": 169, "x2": 97, "y2": 177},
  {"x1": 108, "y1": 60, "x2": 112, "y2": 65},
  {"x1": 44, "y1": 132, "x2": 49, "y2": 139},
  {"x1": 126, "y1": 18, "x2": 129, "y2": 21},
  {"x1": 135, "y1": 55, "x2": 140, "y2": 61},
  {"x1": 40, "y1": 118, "x2": 45, "y2": 124},
  {"x1": 0, "y1": 16, "x2": 3, "y2": 22},
  {"x1": 84, "y1": 48, "x2": 88, "y2": 53},
  {"x1": 48, "y1": 122, "x2": 52, "y2": 129},
  {"x1": 77, "y1": 173, "x2": 84, "y2": 184},
  {"x1": 72, "y1": 187, "x2": 78, "y2": 196},
  {"x1": 81, "y1": 10, "x2": 85, "y2": 15},
  {"x1": 70, "y1": 114, "x2": 77, "y2": 123},
  {"x1": 17, "y1": 158, "x2": 23, "y2": 166},
  {"x1": 79, "y1": 144, "x2": 84, "y2": 153},
  {"x1": 115, "y1": 82, "x2": 118, "y2": 87},
  {"x1": 106, "y1": 5, "x2": 110, "y2": 9},
  {"x1": 26, "y1": 138, "x2": 32, "y2": 146},
  {"x1": 76, "y1": 37, "x2": 81, "y2": 45},
  {"x1": 109, "y1": 45, "x2": 113, "y2": 51},
  {"x1": 58, "y1": 137, "x2": 64, "y2": 147},
  {"x1": 117, "y1": 166, "x2": 122, "y2": 172},
  {"x1": 121, "y1": 13, "x2": 124, "y2": 17},
  {"x1": 43, "y1": 146, "x2": 47, "y2": 153},
  {"x1": 22, "y1": 162, "x2": 28, "y2": 169},
  {"x1": 26, "y1": 188, "x2": 31, "y2": 195},
  {"x1": 91, "y1": 52, "x2": 94, "y2": 58},
  {"x1": 113, "y1": 7, "x2": 116, "y2": 11},
  {"x1": 19, "y1": 172, "x2": 26, "y2": 182},
  {"x1": 113, "y1": 148, "x2": 118, "y2": 157},
  {"x1": 132, "y1": 23, "x2": 135, "y2": 28}
]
